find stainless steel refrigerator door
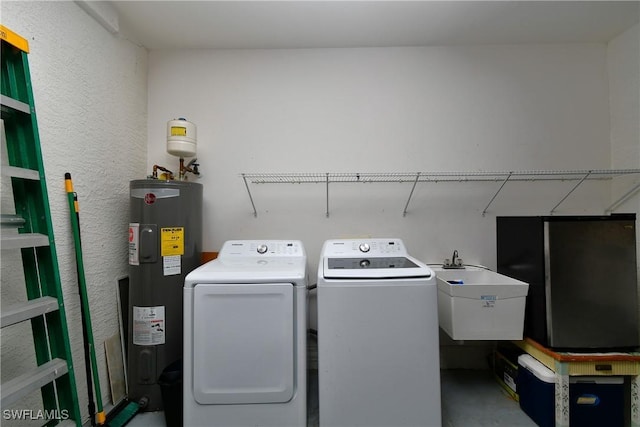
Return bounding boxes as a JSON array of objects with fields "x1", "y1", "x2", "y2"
[{"x1": 545, "y1": 219, "x2": 639, "y2": 348}]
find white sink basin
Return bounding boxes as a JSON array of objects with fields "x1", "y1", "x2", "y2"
[
  {"x1": 435, "y1": 268, "x2": 528, "y2": 298},
  {"x1": 434, "y1": 267, "x2": 529, "y2": 340}
]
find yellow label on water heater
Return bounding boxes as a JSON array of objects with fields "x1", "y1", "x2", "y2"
[
  {"x1": 161, "y1": 227, "x2": 184, "y2": 256},
  {"x1": 170, "y1": 126, "x2": 187, "y2": 137}
]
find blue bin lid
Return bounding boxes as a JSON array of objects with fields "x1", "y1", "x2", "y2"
[{"x1": 518, "y1": 354, "x2": 556, "y2": 383}]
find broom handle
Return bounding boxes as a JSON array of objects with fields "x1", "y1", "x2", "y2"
[{"x1": 66, "y1": 173, "x2": 106, "y2": 425}]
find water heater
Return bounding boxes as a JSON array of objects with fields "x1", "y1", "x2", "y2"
[{"x1": 128, "y1": 179, "x2": 202, "y2": 410}]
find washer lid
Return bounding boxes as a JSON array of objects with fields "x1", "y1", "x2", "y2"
[{"x1": 322, "y1": 255, "x2": 432, "y2": 279}]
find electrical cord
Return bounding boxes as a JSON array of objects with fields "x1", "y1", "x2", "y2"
[
  {"x1": 426, "y1": 263, "x2": 493, "y2": 271},
  {"x1": 466, "y1": 264, "x2": 493, "y2": 270}
]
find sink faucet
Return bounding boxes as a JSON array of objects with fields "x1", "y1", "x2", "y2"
[{"x1": 443, "y1": 250, "x2": 464, "y2": 268}]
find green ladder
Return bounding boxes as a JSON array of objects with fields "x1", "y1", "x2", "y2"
[{"x1": 1, "y1": 26, "x2": 81, "y2": 426}]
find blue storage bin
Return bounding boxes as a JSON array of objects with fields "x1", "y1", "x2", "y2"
[
  {"x1": 518, "y1": 354, "x2": 555, "y2": 427},
  {"x1": 517, "y1": 354, "x2": 625, "y2": 427},
  {"x1": 570, "y1": 376, "x2": 624, "y2": 427}
]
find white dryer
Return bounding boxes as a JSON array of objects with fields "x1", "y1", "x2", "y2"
[
  {"x1": 183, "y1": 240, "x2": 307, "y2": 426},
  {"x1": 317, "y1": 238, "x2": 441, "y2": 427}
]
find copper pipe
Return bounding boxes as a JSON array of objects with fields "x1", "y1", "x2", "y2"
[
  {"x1": 179, "y1": 158, "x2": 199, "y2": 180},
  {"x1": 152, "y1": 164, "x2": 174, "y2": 180}
]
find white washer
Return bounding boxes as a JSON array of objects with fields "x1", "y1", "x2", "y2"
[
  {"x1": 184, "y1": 240, "x2": 307, "y2": 426},
  {"x1": 317, "y1": 238, "x2": 441, "y2": 427}
]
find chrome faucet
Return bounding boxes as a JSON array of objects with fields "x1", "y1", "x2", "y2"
[{"x1": 444, "y1": 249, "x2": 464, "y2": 269}]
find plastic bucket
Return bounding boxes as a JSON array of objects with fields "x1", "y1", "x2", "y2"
[{"x1": 157, "y1": 359, "x2": 183, "y2": 427}]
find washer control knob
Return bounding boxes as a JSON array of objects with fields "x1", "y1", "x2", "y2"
[
  {"x1": 257, "y1": 244, "x2": 268, "y2": 254},
  {"x1": 359, "y1": 243, "x2": 370, "y2": 253}
]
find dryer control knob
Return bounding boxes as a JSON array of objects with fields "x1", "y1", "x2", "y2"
[
  {"x1": 257, "y1": 244, "x2": 268, "y2": 254},
  {"x1": 359, "y1": 243, "x2": 370, "y2": 253}
]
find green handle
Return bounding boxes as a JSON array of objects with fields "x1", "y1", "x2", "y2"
[{"x1": 66, "y1": 174, "x2": 105, "y2": 424}]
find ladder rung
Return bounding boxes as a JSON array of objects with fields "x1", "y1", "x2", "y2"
[
  {"x1": 0, "y1": 214, "x2": 26, "y2": 228},
  {"x1": 1, "y1": 165, "x2": 40, "y2": 180},
  {"x1": 0, "y1": 94, "x2": 30, "y2": 115},
  {"x1": 1, "y1": 296, "x2": 59, "y2": 328},
  {"x1": 1, "y1": 233, "x2": 49, "y2": 249},
  {"x1": 1, "y1": 358, "x2": 68, "y2": 408}
]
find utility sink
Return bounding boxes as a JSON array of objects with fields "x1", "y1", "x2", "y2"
[
  {"x1": 435, "y1": 268, "x2": 528, "y2": 297},
  {"x1": 434, "y1": 267, "x2": 529, "y2": 340}
]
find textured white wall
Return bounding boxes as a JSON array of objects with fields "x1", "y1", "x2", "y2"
[
  {"x1": 148, "y1": 44, "x2": 611, "y2": 368},
  {"x1": 607, "y1": 23, "x2": 640, "y2": 341},
  {"x1": 608, "y1": 24, "x2": 640, "y2": 206},
  {"x1": 148, "y1": 45, "x2": 611, "y2": 270},
  {"x1": 1, "y1": 1, "x2": 147, "y2": 424}
]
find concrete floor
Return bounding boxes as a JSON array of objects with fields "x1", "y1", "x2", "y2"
[
  {"x1": 440, "y1": 369, "x2": 536, "y2": 427},
  {"x1": 124, "y1": 369, "x2": 534, "y2": 427}
]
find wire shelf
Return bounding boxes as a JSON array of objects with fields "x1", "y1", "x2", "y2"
[{"x1": 240, "y1": 169, "x2": 640, "y2": 217}]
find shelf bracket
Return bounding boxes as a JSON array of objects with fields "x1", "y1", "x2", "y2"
[
  {"x1": 482, "y1": 172, "x2": 512, "y2": 217},
  {"x1": 325, "y1": 173, "x2": 330, "y2": 218},
  {"x1": 605, "y1": 181, "x2": 640, "y2": 213},
  {"x1": 242, "y1": 174, "x2": 258, "y2": 217},
  {"x1": 550, "y1": 171, "x2": 591, "y2": 215},
  {"x1": 403, "y1": 173, "x2": 421, "y2": 217}
]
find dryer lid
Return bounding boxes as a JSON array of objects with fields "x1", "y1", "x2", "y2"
[{"x1": 184, "y1": 257, "x2": 307, "y2": 287}]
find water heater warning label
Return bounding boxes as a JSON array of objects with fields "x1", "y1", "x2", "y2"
[
  {"x1": 133, "y1": 306, "x2": 165, "y2": 345},
  {"x1": 163, "y1": 255, "x2": 181, "y2": 276},
  {"x1": 161, "y1": 227, "x2": 184, "y2": 256},
  {"x1": 128, "y1": 223, "x2": 139, "y2": 265}
]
